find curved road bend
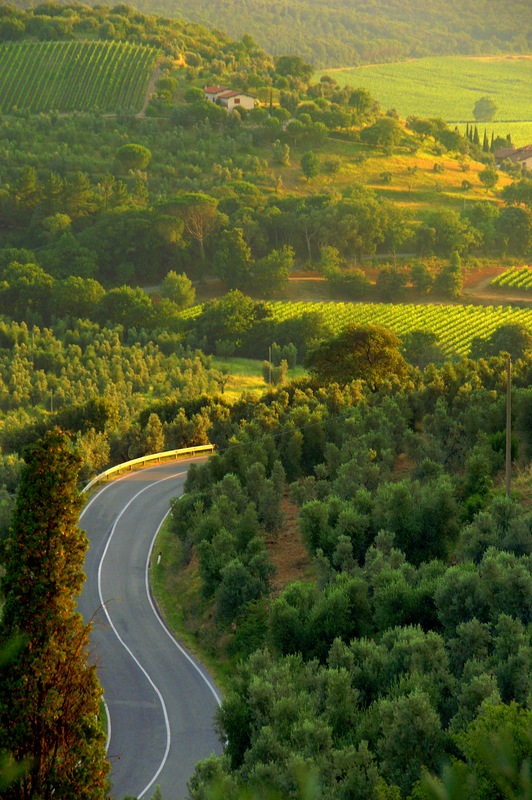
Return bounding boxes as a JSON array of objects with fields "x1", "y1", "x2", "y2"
[{"x1": 77, "y1": 460, "x2": 222, "y2": 800}]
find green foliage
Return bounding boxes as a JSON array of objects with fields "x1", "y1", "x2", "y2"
[
  {"x1": 305, "y1": 323, "x2": 409, "y2": 389},
  {"x1": 250, "y1": 245, "x2": 294, "y2": 297},
  {"x1": 479, "y1": 168, "x2": 499, "y2": 191},
  {"x1": 116, "y1": 143, "x2": 152, "y2": 172},
  {"x1": 470, "y1": 323, "x2": 532, "y2": 360},
  {"x1": 160, "y1": 270, "x2": 196, "y2": 309},
  {"x1": 360, "y1": 117, "x2": 404, "y2": 150},
  {"x1": 300, "y1": 151, "x2": 320, "y2": 180},
  {"x1": 213, "y1": 228, "x2": 254, "y2": 289},
  {"x1": 473, "y1": 96, "x2": 498, "y2": 123}
]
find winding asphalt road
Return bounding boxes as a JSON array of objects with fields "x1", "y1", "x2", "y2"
[{"x1": 77, "y1": 460, "x2": 223, "y2": 800}]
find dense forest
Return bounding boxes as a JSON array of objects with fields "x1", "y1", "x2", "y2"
[
  {"x1": 0, "y1": 3, "x2": 531, "y2": 798},
  {"x1": 160, "y1": 337, "x2": 532, "y2": 799},
  {"x1": 7, "y1": 0, "x2": 531, "y2": 67}
]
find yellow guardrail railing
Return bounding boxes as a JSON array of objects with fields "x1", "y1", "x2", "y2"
[{"x1": 82, "y1": 444, "x2": 215, "y2": 494}]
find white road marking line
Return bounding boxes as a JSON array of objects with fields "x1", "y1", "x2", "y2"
[{"x1": 145, "y1": 510, "x2": 223, "y2": 707}]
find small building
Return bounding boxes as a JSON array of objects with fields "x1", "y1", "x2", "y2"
[
  {"x1": 203, "y1": 85, "x2": 255, "y2": 112},
  {"x1": 495, "y1": 145, "x2": 532, "y2": 170},
  {"x1": 203, "y1": 85, "x2": 229, "y2": 103}
]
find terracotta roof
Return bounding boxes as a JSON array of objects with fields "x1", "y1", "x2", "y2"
[
  {"x1": 495, "y1": 148, "x2": 516, "y2": 159},
  {"x1": 495, "y1": 145, "x2": 532, "y2": 162},
  {"x1": 217, "y1": 90, "x2": 254, "y2": 99},
  {"x1": 203, "y1": 85, "x2": 228, "y2": 94}
]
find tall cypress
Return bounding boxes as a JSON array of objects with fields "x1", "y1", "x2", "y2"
[
  {"x1": 473, "y1": 125, "x2": 480, "y2": 146},
  {"x1": 483, "y1": 129, "x2": 489, "y2": 152},
  {"x1": 0, "y1": 430, "x2": 109, "y2": 800}
]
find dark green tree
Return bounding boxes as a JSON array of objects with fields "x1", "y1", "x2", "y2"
[
  {"x1": 473, "y1": 96, "x2": 498, "y2": 123},
  {"x1": 305, "y1": 323, "x2": 409, "y2": 389},
  {"x1": 360, "y1": 117, "x2": 403, "y2": 151},
  {"x1": 250, "y1": 245, "x2": 294, "y2": 296},
  {"x1": 116, "y1": 143, "x2": 152, "y2": 171},
  {"x1": 0, "y1": 430, "x2": 109, "y2": 800},
  {"x1": 470, "y1": 323, "x2": 532, "y2": 361},
  {"x1": 496, "y1": 206, "x2": 532, "y2": 256},
  {"x1": 300, "y1": 150, "x2": 320, "y2": 180},
  {"x1": 213, "y1": 228, "x2": 254, "y2": 289}
]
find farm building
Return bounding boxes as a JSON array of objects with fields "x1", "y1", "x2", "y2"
[
  {"x1": 203, "y1": 85, "x2": 255, "y2": 111},
  {"x1": 495, "y1": 145, "x2": 532, "y2": 169}
]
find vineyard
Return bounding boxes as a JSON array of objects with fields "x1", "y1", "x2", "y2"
[
  {"x1": 0, "y1": 41, "x2": 159, "y2": 114},
  {"x1": 491, "y1": 267, "x2": 532, "y2": 292},
  {"x1": 184, "y1": 301, "x2": 532, "y2": 357}
]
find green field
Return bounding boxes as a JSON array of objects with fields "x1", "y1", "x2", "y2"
[
  {"x1": 0, "y1": 41, "x2": 158, "y2": 113},
  {"x1": 316, "y1": 56, "x2": 532, "y2": 146}
]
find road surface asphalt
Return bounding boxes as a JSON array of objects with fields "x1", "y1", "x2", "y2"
[{"x1": 77, "y1": 459, "x2": 222, "y2": 800}]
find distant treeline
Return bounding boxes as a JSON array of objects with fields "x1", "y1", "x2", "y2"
[{"x1": 19, "y1": 0, "x2": 528, "y2": 68}]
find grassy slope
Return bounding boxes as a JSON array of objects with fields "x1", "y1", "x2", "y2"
[
  {"x1": 252, "y1": 135, "x2": 513, "y2": 219},
  {"x1": 316, "y1": 56, "x2": 532, "y2": 146},
  {"x1": 211, "y1": 357, "x2": 306, "y2": 400}
]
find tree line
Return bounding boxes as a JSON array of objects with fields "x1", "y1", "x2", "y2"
[{"x1": 59, "y1": 0, "x2": 532, "y2": 68}]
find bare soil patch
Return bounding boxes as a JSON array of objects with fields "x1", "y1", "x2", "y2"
[{"x1": 265, "y1": 496, "x2": 314, "y2": 594}]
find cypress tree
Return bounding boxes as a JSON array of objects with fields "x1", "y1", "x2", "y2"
[
  {"x1": 473, "y1": 126, "x2": 480, "y2": 146},
  {"x1": 483, "y1": 129, "x2": 489, "y2": 152},
  {"x1": 490, "y1": 132, "x2": 495, "y2": 153},
  {"x1": 0, "y1": 430, "x2": 109, "y2": 800}
]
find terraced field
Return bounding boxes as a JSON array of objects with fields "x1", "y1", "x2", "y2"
[{"x1": 0, "y1": 41, "x2": 158, "y2": 113}]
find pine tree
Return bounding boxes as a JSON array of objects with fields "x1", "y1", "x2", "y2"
[{"x1": 0, "y1": 430, "x2": 109, "y2": 800}]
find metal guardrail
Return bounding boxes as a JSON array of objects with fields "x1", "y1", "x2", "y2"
[{"x1": 81, "y1": 444, "x2": 215, "y2": 494}]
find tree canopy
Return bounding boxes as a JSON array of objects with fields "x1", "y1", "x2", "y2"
[
  {"x1": 305, "y1": 323, "x2": 409, "y2": 388},
  {"x1": 0, "y1": 429, "x2": 109, "y2": 800}
]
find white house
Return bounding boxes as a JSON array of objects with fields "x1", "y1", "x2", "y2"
[
  {"x1": 203, "y1": 85, "x2": 255, "y2": 112},
  {"x1": 203, "y1": 85, "x2": 229, "y2": 103}
]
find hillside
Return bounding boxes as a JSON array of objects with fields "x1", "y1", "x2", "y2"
[{"x1": 18, "y1": 0, "x2": 529, "y2": 68}]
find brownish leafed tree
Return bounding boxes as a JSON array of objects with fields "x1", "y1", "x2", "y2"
[{"x1": 0, "y1": 429, "x2": 109, "y2": 800}]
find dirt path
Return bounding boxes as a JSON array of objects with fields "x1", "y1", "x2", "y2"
[{"x1": 136, "y1": 63, "x2": 162, "y2": 119}]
